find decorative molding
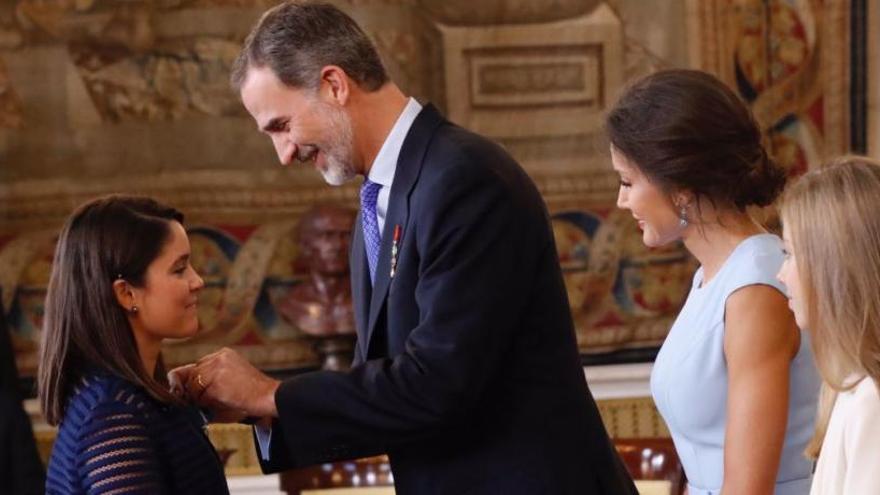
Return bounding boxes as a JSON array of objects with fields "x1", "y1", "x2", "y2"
[
  {"x1": 468, "y1": 46, "x2": 601, "y2": 108},
  {"x1": 227, "y1": 475, "x2": 284, "y2": 495},
  {"x1": 414, "y1": 0, "x2": 600, "y2": 26},
  {"x1": 584, "y1": 362, "x2": 652, "y2": 400},
  {"x1": 436, "y1": 4, "x2": 623, "y2": 140}
]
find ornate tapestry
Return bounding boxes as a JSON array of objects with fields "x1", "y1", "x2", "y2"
[
  {"x1": 688, "y1": 0, "x2": 853, "y2": 173},
  {"x1": 0, "y1": 172, "x2": 696, "y2": 376}
]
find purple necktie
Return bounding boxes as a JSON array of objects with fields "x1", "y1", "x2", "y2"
[{"x1": 360, "y1": 179, "x2": 382, "y2": 284}]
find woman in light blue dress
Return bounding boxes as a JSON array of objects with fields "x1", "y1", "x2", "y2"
[{"x1": 605, "y1": 69, "x2": 820, "y2": 495}]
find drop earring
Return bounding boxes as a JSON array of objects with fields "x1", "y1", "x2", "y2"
[{"x1": 679, "y1": 204, "x2": 688, "y2": 228}]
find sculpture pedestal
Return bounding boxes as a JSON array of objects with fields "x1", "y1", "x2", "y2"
[{"x1": 310, "y1": 334, "x2": 357, "y2": 372}]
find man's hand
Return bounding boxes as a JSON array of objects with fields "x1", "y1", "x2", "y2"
[{"x1": 168, "y1": 348, "x2": 281, "y2": 421}]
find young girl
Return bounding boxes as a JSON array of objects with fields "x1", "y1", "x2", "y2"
[
  {"x1": 777, "y1": 156, "x2": 880, "y2": 495},
  {"x1": 39, "y1": 195, "x2": 228, "y2": 494}
]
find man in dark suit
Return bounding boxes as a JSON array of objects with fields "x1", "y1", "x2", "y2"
[
  {"x1": 178, "y1": 2, "x2": 636, "y2": 493},
  {"x1": 0, "y1": 293, "x2": 46, "y2": 494}
]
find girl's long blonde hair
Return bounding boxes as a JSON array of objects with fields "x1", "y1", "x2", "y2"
[{"x1": 780, "y1": 156, "x2": 880, "y2": 458}]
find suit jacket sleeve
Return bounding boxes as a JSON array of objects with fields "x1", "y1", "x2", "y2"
[{"x1": 263, "y1": 154, "x2": 547, "y2": 471}]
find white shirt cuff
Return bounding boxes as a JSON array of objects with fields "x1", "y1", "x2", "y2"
[{"x1": 254, "y1": 424, "x2": 272, "y2": 461}]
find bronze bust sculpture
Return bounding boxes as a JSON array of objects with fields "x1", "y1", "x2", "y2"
[{"x1": 277, "y1": 205, "x2": 357, "y2": 369}]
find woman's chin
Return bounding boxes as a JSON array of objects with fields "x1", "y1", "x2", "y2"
[
  {"x1": 171, "y1": 321, "x2": 201, "y2": 340},
  {"x1": 641, "y1": 229, "x2": 678, "y2": 249},
  {"x1": 641, "y1": 232, "x2": 663, "y2": 248}
]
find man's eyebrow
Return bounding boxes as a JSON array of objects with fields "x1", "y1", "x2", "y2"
[{"x1": 261, "y1": 117, "x2": 286, "y2": 133}]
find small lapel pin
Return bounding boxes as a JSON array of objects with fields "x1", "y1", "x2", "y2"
[{"x1": 390, "y1": 224, "x2": 401, "y2": 278}]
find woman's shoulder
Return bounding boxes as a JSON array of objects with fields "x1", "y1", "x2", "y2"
[
  {"x1": 60, "y1": 372, "x2": 157, "y2": 429},
  {"x1": 722, "y1": 233, "x2": 786, "y2": 293},
  {"x1": 731, "y1": 233, "x2": 784, "y2": 267},
  {"x1": 73, "y1": 372, "x2": 150, "y2": 404}
]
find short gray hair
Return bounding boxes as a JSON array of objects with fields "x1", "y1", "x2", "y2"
[{"x1": 230, "y1": 1, "x2": 389, "y2": 92}]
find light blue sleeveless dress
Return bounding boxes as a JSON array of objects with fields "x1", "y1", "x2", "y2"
[{"x1": 650, "y1": 234, "x2": 820, "y2": 495}]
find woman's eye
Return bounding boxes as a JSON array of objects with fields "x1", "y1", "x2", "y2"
[{"x1": 619, "y1": 180, "x2": 632, "y2": 188}]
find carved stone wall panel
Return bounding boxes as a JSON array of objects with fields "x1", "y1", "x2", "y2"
[
  {"x1": 436, "y1": 4, "x2": 623, "y2": 168},
  {"x1": 606, "y1": 0, "x2": 688, "y2": 80}
]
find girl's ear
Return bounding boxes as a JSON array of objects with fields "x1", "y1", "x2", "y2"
[{"x1": 112, "y1": 279, "x2": 136, "y2": 313}]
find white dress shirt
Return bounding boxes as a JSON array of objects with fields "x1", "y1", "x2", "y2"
[{"x1": 367, "y1": 97, "x2": 422, "y2": 234}]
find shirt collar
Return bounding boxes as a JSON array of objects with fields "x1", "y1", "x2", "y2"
[{"x1": 366, "y1": 97, "x2": 422, "y2": 188}]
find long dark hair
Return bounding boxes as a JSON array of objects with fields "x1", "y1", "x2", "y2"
[
  {"x1": 606, "y1": 69, "x2": 786, "y2": 212},
  {"x1": 39, "y1": 195, "x2": 185, "y2": 425}
]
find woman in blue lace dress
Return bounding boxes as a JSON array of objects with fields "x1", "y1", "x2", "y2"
[{"x1": 39, "y1": 195, "x2": 229, "y2": 494}]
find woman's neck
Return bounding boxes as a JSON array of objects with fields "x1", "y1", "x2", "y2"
[
  {"x1": 132, "y1": 330, "x2": 161, "y2": 378},
  {"x1": 683, "y1": 208, "x2": 765, "y2": 285}
]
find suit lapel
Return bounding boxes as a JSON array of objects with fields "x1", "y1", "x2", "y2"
[
  {"x1": 363, "y1": 104, "x2": 445, "y2": 357},
  {"x1": 350, "y1": 210, "x2": 372, "y2": 360}
]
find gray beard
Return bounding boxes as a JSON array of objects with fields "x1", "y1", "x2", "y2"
[{"x1": 320, "y1": 158, "x2": 357, "y2": 186}]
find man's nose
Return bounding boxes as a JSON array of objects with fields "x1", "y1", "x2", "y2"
[{"x1": 273, "y1": 137, "x2": 295, "y2": 165}]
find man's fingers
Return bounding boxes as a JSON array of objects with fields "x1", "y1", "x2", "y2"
[
  {"x1": 168, "y1": 363, "x2": 196, "y2": 398},
  {"x1": 196, "y1": 346, "x2": 232, "y2": 365}
]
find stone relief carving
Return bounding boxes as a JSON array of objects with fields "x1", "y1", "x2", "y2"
[
  {"x1": 14, "y1": 0, "x2": 155, "y2": 51},
  {"x1": 0, "y1": 59, "x2": 23, "y2": 128},
  {"x1": 71, "y1": 37, "x2": 244, "y2": 121}
]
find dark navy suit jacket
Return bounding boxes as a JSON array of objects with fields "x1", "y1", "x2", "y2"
[{"x1": 260, "y1": 105, "x2": 637, "y2": 494}]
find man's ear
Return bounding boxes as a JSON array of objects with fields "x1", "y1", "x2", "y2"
[
  {"x1": 112, "y1": 279, "x2": 136, "y2": 313},
  {"x1": 320, "y1": 65, "x2": 351, "y2": 106}
]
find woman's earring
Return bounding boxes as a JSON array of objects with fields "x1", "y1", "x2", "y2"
[
  {"x1": 130, "y1": 306, "x2": 139, "y2": 314},
  {"x1": 679, "y1": 205, "x2": 688, "y2": 228}
]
